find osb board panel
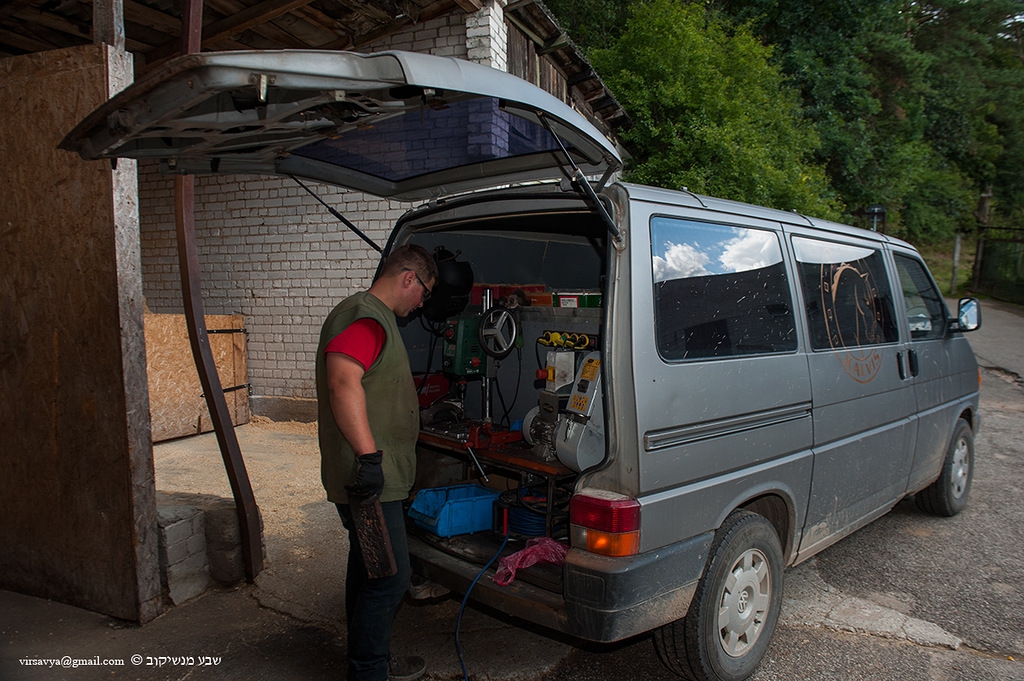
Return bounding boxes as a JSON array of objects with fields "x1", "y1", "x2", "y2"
[
  {"x1": 0, "y1": 44, "x2": 160, "y2": 622},
  {"x1": 146, "y1": 313, "x2": 250, "y2": 442}
]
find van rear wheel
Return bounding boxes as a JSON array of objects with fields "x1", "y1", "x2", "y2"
[
  {"x1": 915, "y1": 419, "x2": 974, "y2": 517},
  {"x1": 653, "y1": 510, "x2": 783, "y2": 681}
]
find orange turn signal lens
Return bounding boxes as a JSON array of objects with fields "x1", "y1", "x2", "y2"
[{"x1": 584, "y1": 529, "x2": 640, "y2": 557}]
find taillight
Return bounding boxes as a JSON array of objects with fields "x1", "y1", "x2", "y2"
[{"x1": 569, "y1": 492, "x2": 640, "y2": 557}]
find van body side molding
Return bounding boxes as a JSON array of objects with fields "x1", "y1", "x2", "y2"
[{"x1": 644, "y1": 403, "x2": 813, "y2": 452}]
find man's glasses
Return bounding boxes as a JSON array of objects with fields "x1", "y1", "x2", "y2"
[{"x1": 402, "y1": 268, "x2": 432, "y2": 302}]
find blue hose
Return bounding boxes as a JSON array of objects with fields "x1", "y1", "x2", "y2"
[{"x1": 455, "y1": 531, "x2": 510, "y2": 681}]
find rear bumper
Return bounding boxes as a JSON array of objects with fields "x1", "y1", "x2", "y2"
[{"x1": 407, "y1": 530, "x2": 712, "y2": 642}]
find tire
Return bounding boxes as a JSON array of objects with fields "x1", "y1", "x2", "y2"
[
  {"x1": 653, "y1": 510, "x2": 784, "y2": 681},
  {"x1": 915, "y1": 419, "x2": 974, "y2": 517}
]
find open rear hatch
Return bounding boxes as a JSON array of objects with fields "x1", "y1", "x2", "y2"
[{"x1": 61, "y1": 49, "x2": 621, "y2": 201}]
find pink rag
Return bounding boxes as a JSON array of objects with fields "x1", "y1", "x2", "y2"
[{"x1": 493, "y1": 537, "x2": 569, "y2": 586}]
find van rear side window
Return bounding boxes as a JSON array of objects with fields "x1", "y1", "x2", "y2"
[
  {"x1": 793, "y1": 237, "x2": 898, "y2": 350},
  {"x1": 651, "y1": 218, "x2": 797, "y2": 360}
]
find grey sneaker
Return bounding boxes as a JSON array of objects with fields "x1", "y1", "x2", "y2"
[
  {"x1": 407, "y1": 576, "x2": 451, "y2": 601},
  {"x1": 388, "y1": 654, "x2": 426, "y2": 681}
]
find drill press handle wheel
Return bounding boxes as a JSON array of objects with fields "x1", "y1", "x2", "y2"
[{"x1": 478, "y1": 305, "x2": 519, "y2": 359}]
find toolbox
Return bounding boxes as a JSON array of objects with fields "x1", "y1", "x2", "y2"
[{"x1": 409, "y1": 484, "x2": 500, "y2": 537}]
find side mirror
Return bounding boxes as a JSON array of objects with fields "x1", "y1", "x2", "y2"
[{"x1": 950, "y1": 297, "x2": 981, "y2": 332}]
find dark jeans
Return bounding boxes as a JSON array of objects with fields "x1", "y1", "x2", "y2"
[{"x1": 337, "y1": 500, "x2": 411, "y2": 681}]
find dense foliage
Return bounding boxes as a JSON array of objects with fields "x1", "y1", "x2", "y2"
[{"x1": 545, "y1": 0, "x2": 1024, "y2": 244}]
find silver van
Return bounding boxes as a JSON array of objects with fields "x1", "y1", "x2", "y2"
[{"x1": 64, "y1": 50, "x2": 983, "y2": 681}]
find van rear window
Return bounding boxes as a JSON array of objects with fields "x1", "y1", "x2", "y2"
[
  {"x1": 651, "y1": 218, "x2": 797, "y2": 360},
  {"x1": 792, "y1": 237, "x2": 898, "y2": 350}
]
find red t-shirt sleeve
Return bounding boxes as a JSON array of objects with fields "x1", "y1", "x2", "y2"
[{"x1": 324, "y1": 317, "x2": 386, "y2": 371}]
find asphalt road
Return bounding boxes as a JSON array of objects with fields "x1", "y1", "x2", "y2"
[{"x1": 814, "y1": 369, "x2": 1024, "y2": 659}]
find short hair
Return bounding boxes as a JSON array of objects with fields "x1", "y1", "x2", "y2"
[{"x1": 380, "y1": 244, "x2": 439, "y2": 282}]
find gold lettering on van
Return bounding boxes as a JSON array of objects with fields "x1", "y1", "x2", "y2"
[{"x1": 821, "y1": 262, "x2": 885, "y2": 384}]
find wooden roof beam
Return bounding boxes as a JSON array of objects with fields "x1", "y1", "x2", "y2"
[
  {"x1": 0, "y1": 25, "x2": 56, "y2": 52},
  {"x1": 292, "y1": 4, "x2": 352, "y2": 36},
  {"x1": 329, "y1": 0, "x2": 393, "y2": 24},
  {"x1": 203, "y1": 0, "x2": 310, "y2": 49},
  {"x1": 123, "y1": 0, "x2": 181, "y2": 37},
  {"x1": 351, "y1": 16, "x2": 415, "y2": 48},
  {"x1": 145, "y1": 0, "x2": 315, "y2": 63},
  {"x1": 0, "y1": 0, "x2": 38, "y2": 22},
  {"x1": 14, "y1": 7, "x2": 89, "y2": 41},
  {"x1": 200, "y1": 0, "x2": 317, "y2": 44}
]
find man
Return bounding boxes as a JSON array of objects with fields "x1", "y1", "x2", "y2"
[{"x1": 316, "y1": 244, "x2": 438, "y2": 681}]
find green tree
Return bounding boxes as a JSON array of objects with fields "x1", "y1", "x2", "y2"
[
  {"x1": 589, "y1": 0, "x2": 841, "y2": 218},
  {"x1": 542, "y1": 0, "x2": 632, "y2": 50},
  {"x1": 550, "y1": 0, "x2": 1024, "y2": 242},
  {"x1": 712, "y1": 1, "x2": 937, "y2": 238},
  {"x1": 713, "y1": 0, "x2": 1024, "y2": 243},
  {"x1": 910, "y1": 0, "x2": 1024, "y2": 235}
]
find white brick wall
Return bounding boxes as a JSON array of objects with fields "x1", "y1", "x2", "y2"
[
  {"x1": 138, "y1": 8, "x2": 513, "y2": 416},
  {"x1": 466, "y1": 0, "x2": 508, "y2": 69},
  {"x1": 140, "y1": 166, "x2": 411, "y2": 405},
  {"x1": 364, "y1": 13, "x2": 469, "y2": 57}
]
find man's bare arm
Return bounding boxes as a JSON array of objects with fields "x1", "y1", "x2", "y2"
[{"x1": 325, "y1": 352, "x2": 377, "y2": 455}]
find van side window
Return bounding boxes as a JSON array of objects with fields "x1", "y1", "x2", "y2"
[
  {"x1": 894, "y1": 254, "x2": 947, "y2": 340},
  {"x1": 792, "y1": 237, "x2": 899, "y2": 350},
  {"x1": 651, "y1": 218, "x2": 797, "y2": 360}
]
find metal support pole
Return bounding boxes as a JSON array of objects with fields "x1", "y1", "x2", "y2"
[
  {"x1": 481, "y1": 289, "x2": 492, "y2": 423},
  {"x1": 180, "y1": 0, "x2": 203, "y2": 55},
  {"x1": 175, "y1": 0, "x2": 263, "y2": 581}
]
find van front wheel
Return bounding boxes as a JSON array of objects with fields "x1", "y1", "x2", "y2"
[
  {"x1": 653, "y1": 510, "x2": 783, "y2": 681},
  {"x1": 915, "y1": 419, "x2": 974, "y2": 517}
]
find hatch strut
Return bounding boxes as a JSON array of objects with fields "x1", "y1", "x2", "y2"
[
  {"x1": 291, "y1": 176, "x2": 383, "y2": 253},
  {"x1": 536, "y1": 112, "x2": 622, "y2": 245}
]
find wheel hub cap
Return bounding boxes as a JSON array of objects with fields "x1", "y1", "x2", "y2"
[
  {"x1": 951, "y1": 437, "x2": 970, "y2": 499},
  {"x1": 718, "y1": 548, "x2": 771, "y2": 658}
]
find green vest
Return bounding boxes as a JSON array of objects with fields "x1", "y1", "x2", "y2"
[{"x1": 316, "y1": 292, "x2": 420, "y2": 504}]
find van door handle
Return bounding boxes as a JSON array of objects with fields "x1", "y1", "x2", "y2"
[
  {"x1": 908, "y1": 349, "x2": 920, "y2": 377},
  {"x1": 897, "y1": 352, "x2": 907, "y2": 380}
]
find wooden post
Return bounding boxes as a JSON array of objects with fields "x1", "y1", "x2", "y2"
[
  {"x1": 93, "y1": 0, "x2": 126, "y2": 50},
  {"x1": 951, "y1": 233, "x2": 961, "y2": 296},
  {"x1": 972, "y1": 185, "x2": 993, "y2": 291},
  {"x1": 175, "y1": 0, "x2": 264, "y2": 581}
]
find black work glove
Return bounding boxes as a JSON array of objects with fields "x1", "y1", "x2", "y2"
[{"x1": 346, "y1": 451, "x2": 384, "y2": 499}]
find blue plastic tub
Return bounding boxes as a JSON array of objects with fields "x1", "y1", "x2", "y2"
[{"x1": 409, "y1": 484, "x2": 499, "y2": 537}]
